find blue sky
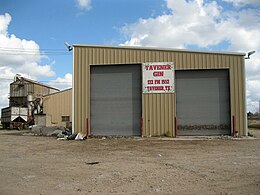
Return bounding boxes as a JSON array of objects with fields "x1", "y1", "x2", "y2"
[
  {"x1": 0, "y1": 0, "x2": 260, "y2": 112},
  {"x1": 0, "y1": 0, "x2": 166, "y2": 78}
]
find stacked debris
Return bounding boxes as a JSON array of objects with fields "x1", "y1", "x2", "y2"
[{"x1": 30, "y1": 126, "x2": 85, "y2": 140}]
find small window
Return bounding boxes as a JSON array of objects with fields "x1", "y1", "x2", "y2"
[{"x1": 61, "y1": 116, "x2": 70, "y2": 122}]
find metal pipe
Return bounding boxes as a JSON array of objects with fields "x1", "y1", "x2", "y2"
[
  {"x1": 174, "y1": 66, "x2": 177, "y2": 137},
  {"x1": 259, "y1": 100, "x2": 260, "y2": 119},
  {"x1": 140, "y1": 117, "x2": 144, "y2": 137},
  {"x1": 232, "y1": 115, "x2": 237, "y2": 136},
  {"x1": 86, "y1": 118, "x2": 89, "y2": 137},
  {"x1": 175, "y1": 117, "x2": 178, "y2": 137}
]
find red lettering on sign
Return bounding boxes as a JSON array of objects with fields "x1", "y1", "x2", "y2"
[
  {"x1": 148, "y1": 80, "x2": 153, "y2": 84},
  {"x1": 165, "y1": 86, "x2": 171, "y2": 90},
  {"x1": 153, "y1": 72, "x2": 164, "y2": 77},
  {"x1": 162, "y1": 79, "x2": 169, "y2": 84},
  {"x1": 147, "y1": 86, "x2": 164, "y2": 91},
  {"x1": 155, "y1": 80, "x2": 160, "y2": 84},
  {"x1": 146, "y1": 65, "x2": 172, "y2": 71}
]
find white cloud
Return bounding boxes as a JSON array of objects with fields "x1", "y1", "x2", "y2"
[
  {"x1": 121, "y1": 0, "x2": 260, "y2": 112},
  {"x1": 223, "y1": 0, "x2": 260, "y2": 7},
  {"x1": 121, "y1": 0, "x2": 260, "y2": 49},
  {"x1": 48, "y1": 73, "x2": 72, "y2": 90},
  {"x1": 0, "y1": 66, "x2": 14, "y2": 113},
  {"x1": 0, "y1": 13, "x2": 11, "y2": 35},
  {"x1": 76, "y1": 0, "x2": 92, "y2": 11},
  {"x1": 0, "y1": 13, "x2": 56, "y2": 111},
  {"x1": 121, "y1": 0, "x2": 226, "y2": 48}
]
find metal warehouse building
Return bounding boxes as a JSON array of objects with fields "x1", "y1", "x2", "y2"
[
  {"x1": 43, "y1": 88, "x2": 72, "y2": 127},
  {"x1": 73, "y1": 44, "x2": 246, "y2": 137}
]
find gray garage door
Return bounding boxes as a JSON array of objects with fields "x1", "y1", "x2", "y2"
[
  {"x1": 90, "y1": 64, "x2": 141, "y2": 136},
  {"x1": 176, "y1": 70, "x2": 231, "y2": 136}
]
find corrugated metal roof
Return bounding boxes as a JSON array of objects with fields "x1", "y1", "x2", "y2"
[
  {"x1": 43, "y1": 88, "x2": 72, "y2": 97},
  {"x1": 73, "y1": 44, "x2": 246, "y2": 56},
  {"x1": 11, "y1": 77, "x2": 60, "y2": 91}
]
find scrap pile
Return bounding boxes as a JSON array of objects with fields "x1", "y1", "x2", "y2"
[{"x1": 30, "y1": 126, "x2": 85, "y2": 140}]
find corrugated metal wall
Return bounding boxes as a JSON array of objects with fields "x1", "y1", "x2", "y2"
[
  {"x1": 43, "y1": 89, "x2": 72, "y2": 126},
  {"x1": 10, "y1": 82, "x2": 59, "y2": 97},
  {"x1": 10, "y1": 82, "x2": 34, "y2": 97},
  {"x1": 34, "y1": 84, "x2": 59, "y2": 97},
  {"x1": 73, "y1": 45, "x2": 246, "y2": 136}
]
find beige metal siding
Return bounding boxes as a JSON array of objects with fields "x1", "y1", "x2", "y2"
[
  {"x1": 43, "y1": 89, "x2": 72, "y2": 127},
  {"x1": 49, "y1": 88, "x2": 60, "y2": 94},
  {"x1": 34, "y1": 84, "x2": 59, "y2": 97},
  {"x1": 73, "y1": 46, "x2": 246, "y2": 136}
]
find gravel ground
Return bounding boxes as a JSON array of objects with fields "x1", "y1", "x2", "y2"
[{"x1": 0, "y1": 129, "x2": 259, "y2": 195}]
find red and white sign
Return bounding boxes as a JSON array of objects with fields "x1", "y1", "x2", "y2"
[{"x1": 142, "y1": 62, "x2": 174, "y2": 93}]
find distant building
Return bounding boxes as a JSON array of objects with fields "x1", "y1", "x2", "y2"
[
  {"x1": 9, "y1": 75, "x2": 59, "y2": 107},
  {"x1": 1, "y1": 75, "x2": 60, "y2": 129},
  {"x1": 42, "y1": 88, "x2": 72, "y2": 128}
]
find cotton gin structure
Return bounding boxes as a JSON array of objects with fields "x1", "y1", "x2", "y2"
[{"x1": 72, "y1": 44, "x2": 246, "y2": 137}]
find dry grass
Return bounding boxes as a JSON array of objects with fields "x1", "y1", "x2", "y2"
[{"x1": 248, "y1": 119, "x2": 260, "y2": 129}]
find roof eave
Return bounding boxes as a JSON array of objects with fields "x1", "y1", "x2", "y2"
[{"x1": 72, "y1": 44, "x2": 246, "y2": 56}]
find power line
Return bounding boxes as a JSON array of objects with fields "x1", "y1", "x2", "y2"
[
  {"x1": 0, "y1": 52, "x2": 71, "y2": 55},
  {"x1": 41, "y1": 81, "x2": 72, "y2": 83},
  {"x1": 0, "y1": 78, "x2": 13, "y2": 81},
  {"x1": 0, "y1": 46, "x2": 71, "y2": 55},
  {"x1": 0, "y1": 46, "x2": 67, "y2": 51},
  {"x1": 0, "y1": 51, "x2": 71, "y2": 55},
  {"x1": 0, "y1": 78, "x2": 72, "y2": 84}
]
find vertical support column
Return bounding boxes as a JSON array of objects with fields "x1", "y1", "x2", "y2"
[{"x1": 72, "y1": 47, "x2": 75, "y2": 133}]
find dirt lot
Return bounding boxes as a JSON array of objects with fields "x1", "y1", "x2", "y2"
[{"x1": 0, "y1": 130, "x2": 259, "y2": 195}]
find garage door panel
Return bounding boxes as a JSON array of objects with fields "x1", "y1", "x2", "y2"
[
  {"x1": 176, "y1": 70, "x2": 231, "y2": 136},
  {"x1": 90, "y1": 65, "x2": 141, "y2": 136}
]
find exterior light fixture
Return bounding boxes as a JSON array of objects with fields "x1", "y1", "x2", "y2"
[
  {"x1": 245, "y1": 50, "x2": 256, "y2": 59},
  {"x1": 64, "y1": 42, "x2": 73, "y2": 51}
]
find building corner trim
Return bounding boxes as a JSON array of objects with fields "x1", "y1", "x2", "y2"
[{"x1": 72, "y1": 47, "x2": 75, "y2": 134}]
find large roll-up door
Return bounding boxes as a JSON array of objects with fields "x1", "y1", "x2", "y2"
[
  {"x1": 176, "y1": 70, "x2": 231, "y2": 136},
  {"x1": 90, "y1": 64, "x2": 141, "y2": 136}
]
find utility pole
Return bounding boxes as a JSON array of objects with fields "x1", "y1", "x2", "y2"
[{"x1": 259, "y1": 100, "x2": 260, "y2": 119}]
